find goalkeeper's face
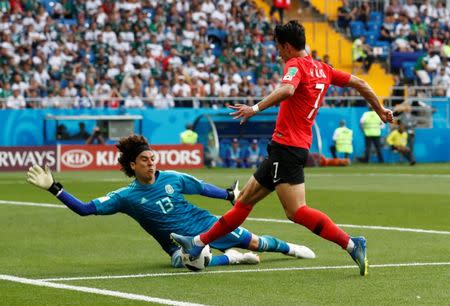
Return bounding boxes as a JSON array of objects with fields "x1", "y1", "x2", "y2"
[{"x1": 131, "y1": 150, "x2": 157, "y2": 184}]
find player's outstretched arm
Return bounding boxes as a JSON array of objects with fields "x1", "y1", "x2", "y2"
[
  {"x1": 27, "y1": 164, "x2": 97, "y2": 216},
  {"x1": 200, "y1": 180, "x2": 240, "y2": 205},
  {"x1": 229, "y1": 84, "x2": 295, "y2": 124},
  {"x1": 347, "y1": 75, "x2": 394, "y2": 123}
]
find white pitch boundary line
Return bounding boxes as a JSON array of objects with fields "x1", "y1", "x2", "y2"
[
  {"x1": 0, "y1": 200, "x2": 65, "y2": 209},
  {"x1": 246, "y1": 217, "x2": 450, "y2": 235},
  {"x1": 38, "y1": 262, "x2": 450, "y2": 282},
  {"x1": 1, "y1": 200, "x2": 450, "y2": 235},
  {"x1": 0, "y1": 274, "x2": 205, "y2": 306}
]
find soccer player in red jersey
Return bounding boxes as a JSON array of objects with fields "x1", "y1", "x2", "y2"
[{"x1": 172, "y1": 20, "x2": 394, "y2": 276}]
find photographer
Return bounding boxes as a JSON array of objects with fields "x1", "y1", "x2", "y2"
[{"x1": 85, "y1": 126, "x2": 105, "y2": 145}]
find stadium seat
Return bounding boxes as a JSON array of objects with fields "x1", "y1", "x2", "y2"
[
  {"x1": 390, "y1": 51, "x2": 424, "y2": 71},
  {"x1": 364, "y1": 31, "x2": 379, "y2": 46},
  {"x1": 366, "y1": 21, "x2": 381, "y2": 33},
  {"x1": 401, "y1": 61, "x2": 417, "y2": 81},
  {"x1": 369, "y1": 12, "x2": 383, "y2": 24},
  {"x1": 372, "y1": 41, "x2": 390, "y2": 60},
  {"x1": 350, "y1": 21, "x2": 365, "y2": 38}
]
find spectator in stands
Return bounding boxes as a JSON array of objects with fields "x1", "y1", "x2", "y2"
[
  {"x1": 356, "y1": 1, "x2": 370, "y2": 23},
  {"x1": 352, "y1": 35, "x2": 374, "y2": 73},
  {"x1": 6, "y1": 88, "x2": 25, "y2": 109},
  {"x1": 107, "y1": 88, "x2": 121, "y2": 108},
  {"x1": 385, "y1": 0, "x2": 402, "y2": 19},
  {"x1": 225, "y1": 138, "x2": 243, "y2": 168},
  {"x1": 408, "y1": 28, "x2": 427, "y2": 51},
  {"x1": 75, "y1": 88, "x2": 94, "y2": 108},
  {"x1": 86, "y1": 126, "x2": 106, "y2": 145},
  {"x1": 436, "y1": 1, "x2": 449, "y2": 23},
  {"x1": 359, "y1": 107, "x2": 385, "y2": 163},
  {"x1": 270, "y1": 0, "x2": 290, "y2": 24},
  {"x1": 432, "y1": 67, "x2": 450, "y2": 96},
  {"x1": 322, "y1": 54, "x2": 331, "y2": 66},
  {"x1": 402, "y1": 0, "x2": 419, "y2": 21},
  {"x1": 243, "y1": 139, "x2": 264, "y2": 169},
  {"x1": 124, "y1": 89, "x2": 144, "y2": 108},
  {"x1": 337, "y1": 0, "x2": 356, "y2": 33},
  {"x1": 387, "y1": 122, "x2": 415, "y2": 165},
  {"x1": 420, "y1": 0, "x2": 437, "y2": 21},
  {"x1": 415, "y1": 48, "x2": 442, "y2": 85},
  {"x1": 393, "y1": 29, "x2": 413, "y2": 52},
  {"x1": 311, "y1": 50, "x2": 321, "y2": 61},
  {"x1": 71, "y1": 122, "x2": 91, "y2": 141},
  {"x1": 395, "y1": 15, "x2": 411, "y2": 37},
  {"x1": 172, "y1": 75, "x2": 192, "y2": 107},
  {"x1": 330, "y1": 120, "x2": 353, "y2": 159},
  {"x1": 180, "y1": 123, "x2": 198, "y2": 145}
]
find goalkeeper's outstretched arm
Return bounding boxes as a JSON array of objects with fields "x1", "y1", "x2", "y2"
[{"x1": 27, "y1": 164, "x2": 97, "y2": 216}]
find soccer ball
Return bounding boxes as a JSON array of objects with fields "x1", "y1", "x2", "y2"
[{"x1": 181, "y1": 245, "x2": 212, "y2": 272}]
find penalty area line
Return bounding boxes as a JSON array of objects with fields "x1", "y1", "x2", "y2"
[
  {"x1": 1, "y1": 199, "x2": 450, "y2": 235},
  {"x1": 0, "y1": 274, "x2": 205, "y2": 306},
  {"x1": 39, "y1": 262, "x2": 450, "y2": 282}
]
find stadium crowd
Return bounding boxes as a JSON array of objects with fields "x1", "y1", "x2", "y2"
[
  {"x1": 340, "y1": 0, "x2": 450, "y2": 96},
  {"x1": 0, "y1": 0, "x2": 285, "y2": 109}
]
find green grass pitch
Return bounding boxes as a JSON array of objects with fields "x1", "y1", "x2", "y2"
[{"x1": 1, "y1": 164, "x2": 449, "y2": 305}]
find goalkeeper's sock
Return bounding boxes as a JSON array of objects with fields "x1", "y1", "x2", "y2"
[
  {"x1": 293, "y1": 205, "x2": 350, "y2": 249},
  {"x1": 256, "y1": 235, "x2": 290, "y2": 254},
  {"x1": 209, "y1": 255, "x2": 230, "y2": 266},
  {"x1": 199, "y1": 200, "x2": 253, "y2": 245}
]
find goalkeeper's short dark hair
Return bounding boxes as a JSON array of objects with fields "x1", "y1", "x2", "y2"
[{"x1": 116, "y1": 135, "x2": 150, "y2": 177}]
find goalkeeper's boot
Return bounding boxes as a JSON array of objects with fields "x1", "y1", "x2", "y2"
[
  {"x1": 349, "y1": 236, "x2": 368, "y2": 276},
  {"x1": 286, "y1": 243, "x2": 316, "y2": 259},
  {"x1": 225, "y1": 249, "x2": 260, "y2": 265},
  {"x1": 170, "y1": 233, "x2": 204, "y2": 260}
]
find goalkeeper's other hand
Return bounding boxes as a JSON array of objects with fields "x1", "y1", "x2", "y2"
[
  {"x1": 226, "y1": 179, "x2": 240, "y2": 205},
  {"x1": 27, "y1": 164, "x2": 54, "y2": 190}
]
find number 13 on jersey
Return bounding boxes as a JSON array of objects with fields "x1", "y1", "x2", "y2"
[{"x1": 307, "y1": 83, "x2": 325, "y2": 119}]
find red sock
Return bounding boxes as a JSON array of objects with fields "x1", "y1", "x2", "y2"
[
  {"x1": 293, "y1": 205, "x2": 349, "y2": 249},
  {"x1": 199, "y1": 201, "x2": 253, "y2": 245}
]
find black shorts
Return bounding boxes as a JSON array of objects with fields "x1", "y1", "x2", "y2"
[{"x1": 253, "y1": 141, "x2": 309, "y2": 191}]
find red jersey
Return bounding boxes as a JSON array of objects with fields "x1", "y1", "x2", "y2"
[{"x1": 272, "y1": 55, "x2": 351, "y2": 149}]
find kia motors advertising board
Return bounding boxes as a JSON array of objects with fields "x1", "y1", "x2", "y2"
[
  {"x1": 0, "y1": 146, "x2": 57, "y2": 171},
  {"x1": 59, "y1": 144, "x2": 203, "y2": 171}
]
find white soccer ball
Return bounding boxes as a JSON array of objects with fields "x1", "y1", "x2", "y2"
[{"x1": 181, "y1": 245, "x2": 212, "y2": 271}]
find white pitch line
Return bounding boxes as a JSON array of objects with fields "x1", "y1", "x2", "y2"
[
  {"x1": 246, "y1": 217, "x2": 450, "y2": 235},
  {"x1": 39, "y1": 262, "x2": 450, "y2": 282},
  {"x1": 0, "y1": 200, "x2": 64, "y2": 208},
  {"x1": 0, "y1": 274, "x2": 205, "y2": 306},
  {"x1": 1, "y1": 199, "x2": 450, "y2": 235}
]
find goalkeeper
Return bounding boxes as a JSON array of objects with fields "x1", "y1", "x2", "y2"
[{"x1": 27, "y1": 135, "x2": 315, "y2": 268}]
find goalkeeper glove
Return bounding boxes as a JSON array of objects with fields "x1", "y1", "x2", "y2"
[
  {"x1": 27, "y1": 164, "x2": 63, "y2": 196},
  {"x1": 226, "y1": 180, "x2": 240, "y2": 205}
]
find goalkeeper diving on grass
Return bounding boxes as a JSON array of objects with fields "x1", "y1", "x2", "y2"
[{"x1": 26, "y1": 135, "x2": 315, "y2": 268}]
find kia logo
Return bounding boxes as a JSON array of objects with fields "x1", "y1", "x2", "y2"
[{"x1": 61, "y1": 150, "x2": 93, "y2": 168}]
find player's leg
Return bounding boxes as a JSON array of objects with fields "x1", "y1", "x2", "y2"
[
  {"x1": 246, "y1": 233, "x2": 315, "y2": 259},
  {"x1": 198, "y1": 175, "x2": 271, "y2": 245},
  {"x1": 210, "y1": 228, "x2": 260, "y2": 265},
  {"x1": 171, "y1": 162, "x2": 273, "y2": 258},
  {"x1": 276, "y1": 183, "x2": 368, "y2": 276}
]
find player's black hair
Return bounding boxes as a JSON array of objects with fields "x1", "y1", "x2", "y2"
[
  {"x1": 274, "y1": 20, "x2": 306, "y2": 51},
  {"x1": 116, "y1": 135, "x2": 151, "y2": 177}
]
